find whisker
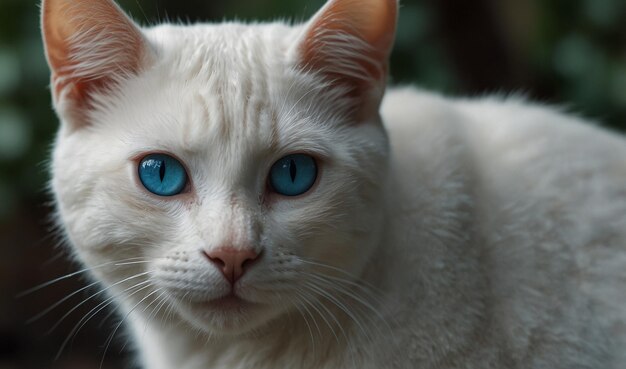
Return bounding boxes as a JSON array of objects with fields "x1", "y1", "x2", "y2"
[
  {"x1": 298, "y1": 298, "x2": 323, "y2": 340},
  {"x1": 302, "y1": 271, "x2": 395, "y2": 352},
  {"x1": 294, "y1": 289, "x2": 341, "y2": 346},
  {"x1": 68, "y1": 282, "x2": 152, "y2": 348},
  {"x1": 143, "y1": 290, "x2": 169, "y2": 335},
  {"x1": 303, "y1": 280, "x2": 369, "y2": 341},
  {"x1": 113, "y1": 260, "x2": 155, "y2": 267},
  {"x1": 298, "y1": 258, "x2": 385, "y2": 295},
  {"x1": 162, "y1": 297, "x2": 177, "y2": 325},
  {"x1": 309, "y1": 271, "x2": 386, "y2": 306},
  {"x1": 55, "y1": 281, "x2": 153, "y2": 360},
  {"x1": 47, "y1": 271, "x2": 152, "y2": 335},
  {"x1": 302, "y1": 271, "x2": 390, "y2": 329},
  {"x1": 27, "y1": 279, "x2": 102, "y2": 324},
  {"x1": 96, "y1": 302, "x2": 121, "y2": 330},
  {"x1": 100, "y1": 288, "x2": 163, "y2": 368},
  {"x1": 302, "y1": 285, "x2": 349, "y2": 340},
  {"x1": 304, "y1": 288, "x2": 359, "y2": 369},
  {"x1": 120, "y1": 289, "x2": 166, "y2": 354},
  {"x1": 303, "y1": 276, "x2": 388, "y2": 362},
  {"x1": 17, "y1": 257, "x2": 151, "y2": 298},
  {"x1": 281, "y1": 293, "x2": 318, "y2": 356}
]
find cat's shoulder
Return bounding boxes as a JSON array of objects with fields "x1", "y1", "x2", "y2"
[{"x1": 381, "y1": 86, "x2": 626, "y2": 216}]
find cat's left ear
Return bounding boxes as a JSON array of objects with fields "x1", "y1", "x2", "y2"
[
  {"x1": 294, "y1": 0, "x2": 397, "y2": 114},
  {"x1": 41, "y1": 0, "x2": 153, "y2": 130}
]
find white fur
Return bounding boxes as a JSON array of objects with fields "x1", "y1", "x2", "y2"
[{"x1": 46, "y1": 1, "x2": 626, "y2": 369}]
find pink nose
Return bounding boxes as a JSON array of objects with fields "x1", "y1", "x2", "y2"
[{"x1": 204, "y1": 248, "x2": 260, "y2": 284}]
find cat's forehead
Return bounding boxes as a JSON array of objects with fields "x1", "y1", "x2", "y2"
[
  {"x1": 106, "y1": 22, "x2": 330, "y2": 161},
  {"x1": 145, "y1": 22, "x2": 297, "y2": 84}
]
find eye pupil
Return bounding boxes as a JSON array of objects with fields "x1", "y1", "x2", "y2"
[
  {"x1": 159, "y1": 160, "x2": 166, "y2": 182},
  {"x1": 289, "y1": 159, "x2": 297, "y2": 182}
]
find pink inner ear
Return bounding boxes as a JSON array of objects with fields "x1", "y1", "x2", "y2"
[
  {"x1": 42, "y1": 0, "x2": 148, "y2": 122},
  {"x1": 298, "y1": 0, "x2": 397, "y2": 93}
]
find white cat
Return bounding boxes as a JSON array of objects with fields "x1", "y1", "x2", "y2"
[{"x1": 41, "y1": 0, "x2": 626, "y2": 368}]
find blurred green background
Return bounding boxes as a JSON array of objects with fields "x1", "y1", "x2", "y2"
[{"x1": 0, "y1": 0, "x2": 625, "y2": 368}]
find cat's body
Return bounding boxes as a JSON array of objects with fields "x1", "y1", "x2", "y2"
[
  {"x1": 125, "y1": 87, "x2": 626, "y2": 369},
  {"x1": 41, "y1": 0, "x2": 626, "y2": 368},
  {"x1": 380, "y1": 89, "x2": 626, "y2": 368}
]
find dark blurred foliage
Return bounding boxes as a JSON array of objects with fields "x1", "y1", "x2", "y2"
[{"x1": 0, "y1": 0, "x2": 624, "y2": 368}]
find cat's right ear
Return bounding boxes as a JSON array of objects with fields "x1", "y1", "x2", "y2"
[{"x1": 41, "y1": 0, "x2": 153, "y2": 130}]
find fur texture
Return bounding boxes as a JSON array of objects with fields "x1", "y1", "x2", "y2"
[{"x1": 41, "y1": 0, "x2": 626, "y2": 368}]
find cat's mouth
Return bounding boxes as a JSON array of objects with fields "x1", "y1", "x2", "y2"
[
  {"x1": 175, "y1": 290, "x2": 275, "y2": 334},
  {"x1": 193, "y1": 293, "x2": 259, "y2": 312}
]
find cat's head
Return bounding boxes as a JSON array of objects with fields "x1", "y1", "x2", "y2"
[{"x1": 42, "y1": 0, "x2": 396, "y2": 335}]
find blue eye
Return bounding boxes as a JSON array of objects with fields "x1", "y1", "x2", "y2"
[
  {"x1": 269, "y1": 154, "x2": 318, "y2": 197},
  {"x1": 138, "y1": 154, "x2": 188, "y2": 196}
]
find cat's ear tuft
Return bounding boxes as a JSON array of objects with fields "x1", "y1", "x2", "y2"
[
  {"x1": 42, "y1": 0, "x2": 153, "y2": 129},
  {"x1": 295, "y1": 0, "x2": 397, "y2": 112}
]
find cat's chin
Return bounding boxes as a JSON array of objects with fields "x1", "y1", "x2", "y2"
[{"x1": 174, "y1": 295, "x2": 276, "y2": 335}]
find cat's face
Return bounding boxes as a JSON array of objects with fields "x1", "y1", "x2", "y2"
[{"x1": 44, "y1": 0, "x2": 396, "y2": 335}]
